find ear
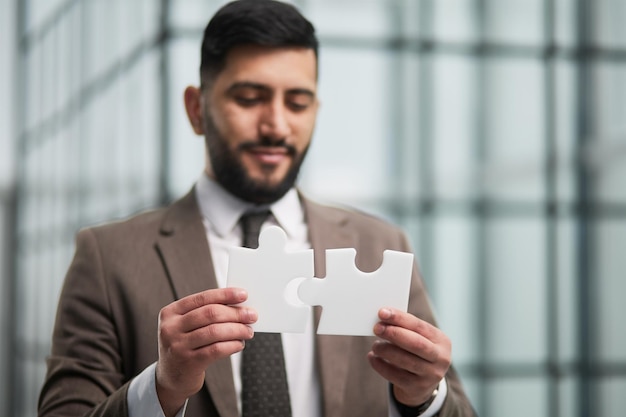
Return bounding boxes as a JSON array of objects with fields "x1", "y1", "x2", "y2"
[{"x1": 183, "y1": 86, "x2": 204, "y2": 135}]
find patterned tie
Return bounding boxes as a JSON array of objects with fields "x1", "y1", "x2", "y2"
[{"x1": 239, "y1": 211, "x2": 292, "y2": 417}]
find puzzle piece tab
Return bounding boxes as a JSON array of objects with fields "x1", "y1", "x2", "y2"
[
  {"x1": 298, "y1": 248, "x2": 414, "y2": 336},
  {"x1": 227, "y1": 225, "x2": 313, "y2": 333}
]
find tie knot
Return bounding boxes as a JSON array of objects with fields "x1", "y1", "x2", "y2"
[{"x1": 240, "y1": 210, "x2": 271, "y2": 249}]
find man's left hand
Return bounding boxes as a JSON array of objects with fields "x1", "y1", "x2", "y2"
[{"x1": 367, "y1": 308, "x2": 451, "y2": 407}]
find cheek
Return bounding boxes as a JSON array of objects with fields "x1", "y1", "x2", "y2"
[
  {"x1": 211, "y1": 107, "x2": 259, "y2": 143},
  {"x1": 293, "y1": 115, "x2": 317, "y2": 148}
]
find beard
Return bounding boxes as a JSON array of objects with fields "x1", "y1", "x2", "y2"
[{"x1": 203, "y1": 111, "x2": 310, "y2": 205}]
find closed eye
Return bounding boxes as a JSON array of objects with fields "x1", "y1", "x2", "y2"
[{"x1": 286, "y1": 92, "x2": 315, "y2": 112}]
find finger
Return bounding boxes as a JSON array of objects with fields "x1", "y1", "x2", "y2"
[
  {"x1": 378, "y1": 308, "x2": 439, "y2": 340},
  {"x1": 374, "y1": 321, "x2": 440, "y2": 363},
  {"x1": 185, "y1": 322, "x2": 255, "y2": 350},
  {"x1": 194, "y1": 339, "x2": 248, "y2": 360},
  {"x1": 173, "y1": 288, "x2": 248, "y2": 315},
  {"x1": 371, "y1": 340, "x2": 433, "y2": 376},
  {"x1": 367, "y1": 351, "x2": 425, "y2": 389},
  {"x1": 180, "y1": 304, "x2": 257, "y2": 333}
]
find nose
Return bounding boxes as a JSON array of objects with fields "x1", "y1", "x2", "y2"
[{"x1": 259, "y1": 99, "x2": 291, "y2": 140}]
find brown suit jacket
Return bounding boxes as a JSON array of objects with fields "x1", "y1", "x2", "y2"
[{"x1": 38, "y1": 189, "x2": 475, "y2": 417}]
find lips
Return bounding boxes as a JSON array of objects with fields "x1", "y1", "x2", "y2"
[{"x1": 245, "y1": 146, "x2": 291, "y2": 165}]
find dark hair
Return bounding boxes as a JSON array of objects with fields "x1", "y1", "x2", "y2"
[{"x1": 200, "y1": 0, "x2": 318, "y2": 84}]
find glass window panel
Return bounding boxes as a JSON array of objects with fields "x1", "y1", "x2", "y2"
[
  {"x1": 167, "y1": 39, "x2": 206, "y2": 198},
  {"x1": 594, "y1": 62, "x2": 626, "y2": 143},
  {"x1": 109, "y1": 79, "x2": 127, "y2": 218},
  {"x1": 25, "y1": 0, "x2": 68, "y2": 33},
  {"x1": 554, "y1": 0, "x2": 577, "y2": 48},
  {"x1": 486, "y1": 218, "x2": 547, "y2": 362},
  {"x1": 594, "y1": 0, "x2": 626, "y2": 49},
  {"x1": 559, "y1": 377, "x2": 580, "y2": 417},
  {"x1": 592, "y1": 62, "x2": 626, "y2": 204},
  {"x1": 484, "y1": 57, "x2": 546, "y2": 201},
  {"x1": 18, "y1": 254, "x2": 38, "y2": 344},
  {"x1": 41, "y1": 30, "x2": 58, "y2": 128},
  {"x1": 432, "y1": 214, "x2": 479, "y2": 364},
  {"x1": 38, "y1": 139, "x2": 56, "y2": 231},
  {"x1": 397, "y1": 52, "x2": 422, "y2": 199},
  {"x1": 56, "y1": 17, "x2": 71, "y2": 111},
  {"x1": 595, "y1": 219, "x2": 626, "y2": 362},
  {"x1": 135, "y1": 49, "x2": 161, "y2": 206},
  {"x1": 556, "y1": 218, "x2": 578, "y2": 362},
  {"x1": 485, "y1": 0, "x2": 545, "y2": 45},
  {"x1": 555, "y1": 60, "x2": 577, "y2": 203},
  {"x1": 66, "y1": 5, "x2": 84, "y2": 103},
  {"x1": 36, "y1": 249, "x2": 52, "y2": 337},
  {"x1": 304, "y1": 0, "x2": 393, "y2": 39},
  {"x1": 168, "y1": 0, "x2": 226, "y2": 31},
  {"x1": 487, "y1": 377, "x2": 548, "y2": 417},
  {"x1": 396, "y1": 0, "x2": 421, "y2": 39},
  {"x1": 62, "y1": 118, "x2": 82, "y2": 224},
  {"x1": 457, "y1": 377, "x2": 482, "y2": 415},
  {"x1": 596, "y1": 154, "x2": 626, "y2": 204},
  {"x1": 300, "y1": 48, "x2": 393, "y2": 202},
  {"x1": 433, "y1": 0, "x2": 479, "y2": 43},
  {"x1": 432, "y1": 54, "x2": 478, "y2": 200},
  {"x1": 116, "y1": 70, "x2": 136, "y2": 214},
  {"x1": 84, "y1": 0, "x2": 120, "y2": 82},
  {"x1": 399, "y1": 216, "x2": 423, "y2": 262},
  {"x1": 598, "y1": 377, "x2": 626, "y2": 417},
  {"x1": 25, "y1": 43, "x2": 42, "y2": 132},
  {"x1": 50, "y1": 133, "x2": 64, "y2": 232},
  {"x1": 82, "y1": 89, "x2": 117, "y2": 220},
  {"x1": 118, "y1": 0, "x2": 160, "y2": 57},
  {"x1": 0, "y1": 206, "x2": 6, "y2": 270},
  {"x1": 0, "y1": 0, "x2": 16, "y2": 187}
]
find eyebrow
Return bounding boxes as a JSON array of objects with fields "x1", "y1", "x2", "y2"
[{"x1": 226, "y1": 81, "x2": 316, "y2": 98}]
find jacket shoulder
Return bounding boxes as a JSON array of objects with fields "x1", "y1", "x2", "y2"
[
  {"x1": 81, "y1": 207, "x2": 168, "y2": 242},
  {"x1": 304, "y1": 197, "x2": 404, "y2": 234}
]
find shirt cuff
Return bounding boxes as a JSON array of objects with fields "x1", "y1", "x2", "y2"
[
  {"x1": 127, "y1": 362, "x2": 188, "y2": 417},
  {"x1": 388, "y1": 378, "x2": 448, "y2": 417}
]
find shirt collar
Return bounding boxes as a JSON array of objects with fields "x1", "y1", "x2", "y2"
[{"x1": 195, "y1": 173, "x2": 304, "y2": 238}]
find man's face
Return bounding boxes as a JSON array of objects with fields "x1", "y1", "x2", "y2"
[{"x1": 189, "y1": 45, "x2": 319, "y2": 204}]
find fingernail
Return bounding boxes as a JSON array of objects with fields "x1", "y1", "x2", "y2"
[
  {"x1": 374, "y1": 323, "x2": 386, "y2": 335},
  {"x1": 247, "y1": 309, "x2": 258, "y2": 322},
  {"x1": 379, "y1": 308, "x2": 392, "y2": 319}
]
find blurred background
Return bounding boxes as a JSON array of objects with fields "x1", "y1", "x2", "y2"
[{"x1": 1, "y1": 0, "x2": 626, "y2": 416}]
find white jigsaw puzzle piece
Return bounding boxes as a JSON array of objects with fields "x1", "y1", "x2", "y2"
[
  {"x1": 298, "y1": 248, "x2": 414, "y2": 336},
  {"x1": 227, "y1": 225, "x2": 313, "y2": 333}
]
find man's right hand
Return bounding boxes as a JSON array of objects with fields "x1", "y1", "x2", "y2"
[{"x1": 155, "y1": 287, "x2": 257, "y2": 417}]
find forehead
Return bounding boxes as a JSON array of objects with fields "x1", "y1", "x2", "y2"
[{"x1": 213, "y1": 45, "x2": 318, "y2": 92}]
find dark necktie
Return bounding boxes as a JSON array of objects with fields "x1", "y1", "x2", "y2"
[{"x1": 239, "y1": 210, "x2": 292, "y2": 417}]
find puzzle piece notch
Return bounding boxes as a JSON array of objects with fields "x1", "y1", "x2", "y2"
[
  {"x1": 298, "y1": 248, "x2": 414, "y2": 336},
  {"x1": 227, "y1": 225, "x2": 313, "y2": 333}
]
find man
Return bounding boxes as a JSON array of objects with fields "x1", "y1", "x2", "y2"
[{"x1": 38, "y1": 1, "x2": 476, "y2": 416}]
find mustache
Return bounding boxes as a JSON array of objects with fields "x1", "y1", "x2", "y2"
[{"x1": 238, "y1": 138, "x2": 297, "y2": 155}]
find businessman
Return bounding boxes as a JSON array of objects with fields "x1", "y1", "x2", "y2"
[{"x1": 39, "y1": 1, "x2": 476, "y2": 416}]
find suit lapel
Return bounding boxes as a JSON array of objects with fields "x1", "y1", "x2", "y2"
[
  {"x1": 302, "y1": 197, "x2": 358, "y2": 417},
  {"x1": 156, "y1": 189, "x2": 239, "y2": 417}
]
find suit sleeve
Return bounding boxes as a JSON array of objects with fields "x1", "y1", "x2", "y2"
[
  {"x1": 38, "y1": 228, "x2": 131, "y2": 417},
  {"x1": 399, "y1": 231, "x2": 477, "y2": 417}
]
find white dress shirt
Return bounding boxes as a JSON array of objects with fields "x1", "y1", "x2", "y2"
[{"x1": 127, "y1": 174, "x2": 446, "y2": 417}]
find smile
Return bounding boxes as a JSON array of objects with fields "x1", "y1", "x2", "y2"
[{"x1": 246, "y1": 146, "x2": 291, "y2": 165}]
